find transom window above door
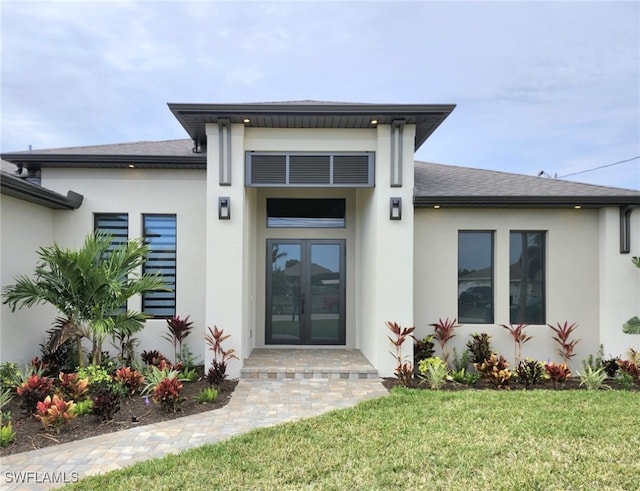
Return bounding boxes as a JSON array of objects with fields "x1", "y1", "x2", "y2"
[
  {"x1": 267, "y1": 198, "x2": 345, "y2": 228},
  {"x1": 246, "y1": 152, "x2": 374, "y2": 187}
]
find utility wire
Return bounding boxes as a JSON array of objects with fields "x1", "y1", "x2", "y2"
[{"x1": 557, "y1": 156, "x2": 640, "y2": 178}]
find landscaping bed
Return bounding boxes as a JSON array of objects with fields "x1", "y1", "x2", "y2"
[{"x1": 0, "y1": 376, "x2": 236, "y2": 456}]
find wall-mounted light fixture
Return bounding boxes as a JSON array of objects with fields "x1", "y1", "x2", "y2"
[
  {"x1": 218, "y1": 197, "x2": 230, "y2": 220},
  {"x1": 390, "y1": 197, "x2": 402, "y2": 220}
]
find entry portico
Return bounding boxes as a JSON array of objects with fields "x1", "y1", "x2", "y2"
[{"x1": 168, "y1": 102, "x2": 455, "y2": 378}]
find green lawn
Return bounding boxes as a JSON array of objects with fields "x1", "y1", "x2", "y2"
[{"x1": 66, "y1": 389, "x2": 640, "y2": 490}]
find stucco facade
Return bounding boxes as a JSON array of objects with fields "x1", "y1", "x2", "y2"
[{"x1": 1, "y1": 101, "x2": 639, "y2": 376}]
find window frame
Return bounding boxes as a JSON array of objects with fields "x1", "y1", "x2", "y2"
[
  {"x1": 457, "y1": 230, "x2": 495, "y2": 324},
  {"x1": 509, "y1": 230, "x2": 546, "y2": 325},
  {"x1": 142, "y1": 214, "x2": 177, "y2": 318}
]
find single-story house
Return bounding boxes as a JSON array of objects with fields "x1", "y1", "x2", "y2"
[{"x1": 2, "y1": 101, "x2": 639, "y2": 377}]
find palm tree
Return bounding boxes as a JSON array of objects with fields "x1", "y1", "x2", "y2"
[{"x1": 2, "y1": 233, "x2": 168, "y2": 366}]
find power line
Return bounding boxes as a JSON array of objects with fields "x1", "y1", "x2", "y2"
[{"x1": 557, "y1": 156, "x2": 640, "y2": 178}]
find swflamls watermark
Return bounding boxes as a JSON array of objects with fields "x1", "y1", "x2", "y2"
[{"x1": 4, "y1": 471, "x2": 80, "y2": 484}]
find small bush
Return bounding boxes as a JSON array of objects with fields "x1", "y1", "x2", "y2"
[
  {"x1": 418, "y1": 357, "x2": 449, "y2": 390},
  {"x1": 56, "y1": 372, "x2": 89, "y2": 401},
  {"x1": 616, "y1": 360, "x2": 639, "y2": 385},
  {"x1": 578, "y1": 366, "x2": 609, "y2": 391},
  {"x1": 114, "y1": 367, "x2": 145, "y2": 396},
  {"x1": 142, "y1": 366, "x2": 184, "y2": 395},
  {"x1": 475, "y1": 354, "x2": 512, "y2": 389},
  {"x1": 153, "y1": 377, "x2": 184, "y2": 412},
  {"x1": 0, "y1": 416, "x2": 15, "y2": 448},
  {"x1": 545, "y1": 361, "x2": 571, "y2": 388},
  {"x1": 601, "y1": 357, "x2": 620, "y2": 378},
  {"x1": 0, "y1": 362, "x2": 19, "y2": 390},
  {"x1": 206, "y1": 362, "x2": 228, "y2": 388},
  {"x1": 73, "y1": 398, "x2": 93, "y2": 416},
  {"x1": 412, "y1": 335, "x2": 435, "y2": 366},
  {"x1": 140, "y1": 350, "x2": 168, "y2": 368},
  {"x1": 450, "y1": 368, "x2": 480, "y2": 386},
  {"x1": 466, "y1": 333, "x2": 493, "y2": 365},
  {"x1": 76, "y1": 365, "x2": 112, "y2": 386},
  {"x1": 195, "y1": 386, "x2": 219, "y2": 403},
  {"x1": 90, "y1": 381, "x2": 123, "y2": 422},
  {"x1": 180, "y1": 366, "x2": 200, "y2": 382},
  {"x1": 516, "y1": 359, "x2": 545, "y2": 389},
  {"x1": 16, "y1": 374, "x2": 54, "y2": 414},
  {"x1": 35, "y1": 395, "x2": 76, "y2": 433}
]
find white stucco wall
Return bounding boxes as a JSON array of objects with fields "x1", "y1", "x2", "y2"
[
  {"x1": 39, "y1": 168, "x2": 208, "y2": 365},
  {"x1": 414, "y1": 207, "x2": 602, "y2": 371},
  {"x1": 599, "y1": 207, "x2": 640, "y2": 357},
  {"x1": 1, "y1": 195, "x2": 58, "y2": 364}
]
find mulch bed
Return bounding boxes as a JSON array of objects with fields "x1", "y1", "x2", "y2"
[{"x1": 1, "y1": 377, "x2": 236, "y2": 456}]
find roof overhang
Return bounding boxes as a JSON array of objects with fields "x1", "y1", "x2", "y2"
[
  {"x1": 0, "y1": 153, "x2": 206, "y2": 171},
  {"x1": 1, "y1": 172, "x2": 83, "y2": 210},
  {"x1": 414, "y1": 195, "x2": 640, "y2": 208},
  {"x1": 167, "y1": 102, "x2": 456, "y2": 152}
]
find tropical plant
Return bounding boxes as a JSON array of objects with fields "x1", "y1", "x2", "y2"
[
  {"x1": 72, "y1": 398, "x2": 93, "y2": 416},
  {"x1": 450, "y1": 368, "x2": 480, "y2": 386},
  {"x1": 475, "y1": 353, "x2": 512, "y2": 389},
  {"x1": 0, "y1": 362, "x2": 19, "y2": 390},
  {"x1": 500, "y1": 323, "x2": 532, "y2": 365},
  {"x1": 205, "y1": 325, "x2": 239, "y2": 388},
  {"x1": 35, "y1": 395, "x2": 76, "y2": 433},
  {"x1": 386, "y1": 321, "x2": 415, "y2": 387},
  {"x1": 412, "y1": 334, "x2": 435, "y2": 367},
  {"x1": 1, "y1": 232, "x2": 168, "y2": 366},
  {"x1": 544, "y1": 361, "x2": 571, "y2": 388},
  {"x1": 578, "y1": 366, "x2": 609, "y2": 391},
  {"x1": 548, "y1": 321, "x2": 580, "y2": 365},
  {"x1": 429, "y1": 317, "x2": 461, "y2": 368},
  {"x1": 466, "y1": 332, "x2": 493, "y2": 365},
  {"x1": 516, "y1": 358, "x2": 545, "y2": 389},
  {"x1": 450, "y1": 348, "x2": 471, "y2": 372},
  {"x1": 90, "y1": 381, "x2": 123, "y2": 422},
  {"x1": 0, "y1": 415, "x2": 15, "y2": 448},
  {"x1": 582, "y1": 345, "x2": 604, "y2": 372},
  {"x1": 141, "y1": 365, "x2": 186, "y2": 395},
  {"x1": 112, "y1": 328, "x2": 139, "y2": 368},
  {"x1": 114, "y1": 367, "x2": 145, "y2": 396},
  {"x1": 16, "y1": 374, "x2": 54, "y2": 414},
  {"x1": 616, "y1": 359, "x2": 639, "y2": 385},
  {"x1": 140, "y1": 349, "x2": 168, "y2": 367},
  {"x1": 601, "y1": 357, "x2": 620, "y2": 378},
  {"x1": 152, "y1": 377, "x2": 184, "y2": 412},
  {"x1": 195, "y1": 386, "x2": 219, "y2": 403},
  {"x1": 76, "y1": 365, "x2": 112, "y2": 386},
  {"x1": 180, "y1": 366, "x2": 200, "y2": 382},
  {"x1": 164, "y1": 315, "x2": 194, "y2": 364},
  {"x1": 417, "y1": 357, "x2": 450, "y2": 390},
  {"x1": 56, "y1": 372, "x2": 89, "y2": 401},
  {"x1": 38, "y1": 318, "x2": 78, "y2": 376}
]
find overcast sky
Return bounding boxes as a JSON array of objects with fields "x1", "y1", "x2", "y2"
[{"x1": 1, "y1": 0, "x2": 639, "y2": 189}]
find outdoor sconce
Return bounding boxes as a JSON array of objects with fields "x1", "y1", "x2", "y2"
[
  {"x1": 390, "y1": 197, "x2": 402, "y2": 220},
  {"x1": 218, "y1": 197, "x2": 230, "y2": 220}
]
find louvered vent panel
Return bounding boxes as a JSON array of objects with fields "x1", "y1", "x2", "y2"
[
  {"x1": 289, "y1": 155, "x2": 331, "y2": 184},
  {"x1": 333, "y1": 155, "x2": 371, "y2": 184},
  {"x1": 250, "y1": 155, "x2": 287, "y2": 184}
]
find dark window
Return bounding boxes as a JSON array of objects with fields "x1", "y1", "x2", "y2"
[
  {"x1": 94, "y1": 213, "x2": 128, "y2": 249},
  {"x1": 142, "y1": 214, "x2": 176, "y2": 317},
  {"x1": 267, "y1": 198, "x2": 345, "y2": 228},
  {"x1": 510, "y1": 231, "x2": 545, "y2": 324},
  {"x1": 458, "y1": 231, "x2": 494, "y2": 324}
]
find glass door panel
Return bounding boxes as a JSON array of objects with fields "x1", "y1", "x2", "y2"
[
  {"x1": 266, "y1": 239, "x2": 345, "y2": 345},
  {"x1": 268, "y1": 242, "x2": 302, "y2": 343}
]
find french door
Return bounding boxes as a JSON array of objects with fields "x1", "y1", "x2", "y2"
[{"x1": 266, "y1": 239, "x2": 345, "y2": 345}]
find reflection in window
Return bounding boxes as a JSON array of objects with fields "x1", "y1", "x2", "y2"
[
  {"x1": 458, "y1": 231, "x2": 494, "y2": 324},
  {"x1": 510, "y1": 231, "x2": 545, "y2": 324},
  {"x1": 267, "y1": 199, "x2": 345, "y2": 228},
  {"x1": 142, "y1": 214, "x2": 176, "y2": 318}
]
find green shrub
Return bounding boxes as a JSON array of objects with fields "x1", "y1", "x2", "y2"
[
  {"x1": 516, "y1": 359, "x2": 545, "y2": 389},
  {"x1": 76, "y1": 365, "x2": 113, "y2": 386},
  {"x1": 450, "y1": 368, "x2": 480, "y2": 386},
  {"x1": 73, "y1": 398, "x2": 93, "y2": 416},
  {"x1": 195, "y1": 387, "x2": 219, "y2": 403},
  {"x1": 0, "y1": 416, "x2": 15, "y2": 448},
  {"x1": 466, "y1": 333, "x2": 492, "y2": 365},
  {"x1": 0, "y1": 362, "x2": 19, "y2": 390},
  {"x1": 578, "y1": 366, "x2": 609, "y2": 391},
  {"x1": 418, "y1": 357, "x2": 450, "y2": 390}
]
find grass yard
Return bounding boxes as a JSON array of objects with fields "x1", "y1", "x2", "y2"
[{"x1": 66, "y1": 388, "x2": 640, "y2": 490}]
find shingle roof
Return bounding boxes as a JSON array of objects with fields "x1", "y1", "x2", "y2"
[
  {"x1": 5, "y1": 139, "x2": 195, "y2": 157},
  {"x1": 414, "y1": 161, "x2": 640, "y2": 207}
]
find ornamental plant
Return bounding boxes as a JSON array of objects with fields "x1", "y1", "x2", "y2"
[
  {"x1": 0, "y1": 417, "x2": 15, "y2": 448},
  {"x1": 417, "y1": 357, "x2": 450, "y2": 390},
  {"x1": 163, "y1": 315, "x2": 194, "y2": 364},
  {"x1": 578, "y1": 366, "x2": 609, "y2": 391},
  {"x1": 545, "y1": 361, "x2": 571, "y2": 388},
  {"x1": 386, "y1": 321, "x2": 415, "y2": 387},
  {"x1": 153, "y1": 377, "x2": 184, "y2": 412},
  {"x1": 195, "y1": 386, "x2": 219, "y2": 404},
  {"x1": 429, "y1": 317, "x2": 460, "y2": 368},
  {"x1": 616, "y1": 357, "x2": 639, "y2": 386},
  {"x1": 548, "y1": 321, "x2": 580, "y2": 365},
  {"x1": 90, "y1": 381, "x2": 123, "y2": 422},
  {"x1": 114, "y1": 367, "x2": 145, "y2": 397},
  {"x1": 56, "y1": 372, "x2": 89, "y2": 401},
  {"x1": 412, "y1": 334, "x2": 436, "y2": 367},
  {"x1": 602, "y1": 357, "x2": 620, "y2": 378},
  {"x1": 500, "y1": 323, "x2": 532, "y2": 365},
  {"x1": 16, "y1": 374, "x2": 54, "y2": 414},
  {"x1": 35, "y1": 395, "x2": 76, "y2": 433},
  {"x1": 516, "y1": 358, "x2": 545, "y2": 390},
  {"x1": 466, "y1": 333, "x2": 493, "y2": 365},
  {"x1": 205, "y1": 326, "x2": 239, "y2": 388},
  {"x1": 475, "y1": 353, "x2": 512, "y2": 389},
  {"x1": 140, "y1": 349, "x2": 168, "y2": 367}
]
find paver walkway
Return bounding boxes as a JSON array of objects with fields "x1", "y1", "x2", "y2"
[{"x1": 0, "y1": 378, "x2": 388, "y2": 490}]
